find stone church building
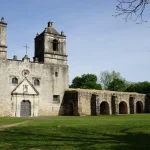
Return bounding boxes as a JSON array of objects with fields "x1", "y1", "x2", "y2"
[{"x1": 0, "y1": 17, "x2": 150, "y2": 117}]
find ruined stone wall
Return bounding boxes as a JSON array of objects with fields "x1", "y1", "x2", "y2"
[{"x1": 64, "y1": 89, "x2": 147, "y2": 116}]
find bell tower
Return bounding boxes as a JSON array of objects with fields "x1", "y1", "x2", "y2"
[
  {"x1": 0, "y1": 17, "x2": 7, "y2": 59},
  {"x1": 34, "y1": 21, "x2": 67, "y2": 65}
]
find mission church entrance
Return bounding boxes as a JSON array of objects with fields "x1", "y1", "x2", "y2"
[
  {"x1": 20, "y1": 100, "x2": 31, "y2": 117},
  {"x1": 11, "y1": 77, "x2": 39, "y2": 117}
]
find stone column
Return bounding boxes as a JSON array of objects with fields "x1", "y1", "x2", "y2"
[
  {"x1": 96, "y1": 94, "x2": 100, "y2": 115},
  {"x1": 111, "y1": 94, "x2": 119, "y2": 115}
]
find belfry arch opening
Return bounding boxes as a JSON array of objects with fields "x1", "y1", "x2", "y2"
[
  {"x1": 100, "y1": 101, "x2": 109, "y2": 115},
  {"x1": 136, "y1": 101, "x2": 143, "y2": 113},
  {"x1": 53, "y1": 39, "x2": 58, "y2": 51},
  {"x1": 119, "y1": 101, "x2": 127, "y2": 114}
]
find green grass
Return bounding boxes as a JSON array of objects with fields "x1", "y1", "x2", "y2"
[
  {"x1": 0, "y1": 115, "x2": 150, "y2": 150},
  {"x1": 0, "y1": 117, "x2": 28, "y2": 126}
]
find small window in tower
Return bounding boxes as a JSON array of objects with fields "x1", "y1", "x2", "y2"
[
  {"x1": 34, "y1": 79, "x2": 40, "y2": 86},
  {"x1": 53, "y1": 39, "x2": 58, "y2": 51},
  {"x1": 53, "y1": 95, "x2": 60, "y2": 103},
  {"x1": 55, "y1": 72, "x2": 58, "y2": 77},
  {"x1": 12, "y1": 77, "x2": 18, "y2": 84}
]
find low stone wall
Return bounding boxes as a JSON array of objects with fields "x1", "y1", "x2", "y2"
[{"x1": 61, "y1": 89, "x2": 148, "y2": 116}]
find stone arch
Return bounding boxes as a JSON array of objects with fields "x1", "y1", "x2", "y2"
[
  {"x1": 20, "y1": 100, "x2": 31, "y2": 117},
  {"x1": 119, "y1": 101, "x2": 128, "y2": 114},
  {"x1": 91, "y1": 94, "x2": 97, "y2": 115},
  {"x1": 100, "y1": 101, "x2": 109, "y2": 115},
  {"x1": 136, "y1": 101, "x2": 143, "y2": 113}
]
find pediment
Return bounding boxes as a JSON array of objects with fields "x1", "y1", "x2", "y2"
[{"x1": 12, "y1": 78, "x2": 39, "y2": 95}]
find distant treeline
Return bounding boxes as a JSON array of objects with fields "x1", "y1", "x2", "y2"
[{"x1": 70, "y1": 71, "x2": 150, "y2": 94}]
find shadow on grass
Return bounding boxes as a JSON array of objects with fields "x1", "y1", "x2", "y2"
[{"x1": 0, "y1": 126, "x2": 150, "y2": 150}]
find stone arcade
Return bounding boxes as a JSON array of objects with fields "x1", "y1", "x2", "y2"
[{"x1": 0, "y1": 17, "x2": 150, "y2": 117}]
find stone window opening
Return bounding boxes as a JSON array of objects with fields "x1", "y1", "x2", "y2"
[
  {"x1": 34, "y1": 79, "x2": 40, "y2": 86},
  {"x1": 55, "y1": 71, "x2": 58, "y2": 77},
  {"x1": 12, "y1": 77, "x2": 18, "y2": 84},
  {"x1": 53, "y1": 39, "x2": 58, "y2": 51},
  {"x1": 53, "y1": 95, "x2": 60, "y2": 103}
]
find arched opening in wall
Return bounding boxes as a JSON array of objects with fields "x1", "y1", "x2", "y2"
[
  {"x1": 100, "y1": 101, "x2": 109, "y2": 115},
  {"x1": 53, "y1": 39, "x2": 58, "y2": 51},
  {"x1": 12, "y1": 77, "x2": 18, "y2": 84},
  {"x1": 34, "y1": 79, "x2": 40, "y2": 86},
  {"x1": 67, "y1": 103, "x2": 74, "y2": 116},
  {"x1": 119, "y1": 101, "x2": 127, "y2": 114},
  {"x1": 91, "y1": 94, "x2": 97, "y2": 115},
  {"x1": 20, "y1": 100, "x2": 31, "y2": 117},
  {"x1": 136, "y1": 101, "x2": 143, "y2": 113}
]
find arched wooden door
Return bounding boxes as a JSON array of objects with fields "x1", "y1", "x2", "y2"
[{"x1": 20, "y1": 100, "x2": 31, "y2": 117}]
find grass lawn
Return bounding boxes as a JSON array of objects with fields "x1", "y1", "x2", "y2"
[{"x1": 0, "y1": 115, "x2": 150, "y2": 150}]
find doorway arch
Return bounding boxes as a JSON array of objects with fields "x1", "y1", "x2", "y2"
[
  {"x1": 20, "y1": 100, "x2": 31, "y2": 117},
  {"x1": 119, "y1": 101, "x2": 127, "y2": 114},
  {"x1": 136, "y1": 101, "x2": 143, "y2": 113},
  {"x1": 67, "y1": 103, "x2": 74, "y2": 116},
  {"x1": 100, "y1": 101, "x2": 109, "y2": 115}
]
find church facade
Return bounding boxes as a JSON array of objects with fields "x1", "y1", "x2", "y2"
[
  {"x1": 0, "y1": 17, "x2": 150, "y2": 117},
  {"x1": 0, "y1": 17, "x2": 68, "y2": 117}
]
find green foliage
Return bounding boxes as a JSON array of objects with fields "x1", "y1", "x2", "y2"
[
  {"x1": 69, "y1": 76, "x2": 81, "y2": 88},
  {"x1": 70, "y1": 74, "x2": 102, "y2": 90},
  {"x1": 126, "y1": 81, "x2": 150, "y2": 94},
  {"x1": 107, "y1": 78, "x2": 127, "y2": 91},
  {"x1": 99, "y1": 70, "x2": 121, "y2": 89},
  {"x1": 71, "y1": 70, "x2": 150, "y2": 93},
  {"x1": 99, "y1": 70, "x2": 128, "y2": 90}
]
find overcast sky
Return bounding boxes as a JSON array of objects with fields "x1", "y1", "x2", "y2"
[{"x1": 1, "y1": 0, "x2": 150, "y2": 84}]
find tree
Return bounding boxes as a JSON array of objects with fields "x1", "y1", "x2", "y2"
[
  {"x1": 115, "y1": 0, "x2": 150, "y2": 23},
  {"x1": 107, "y1": 78, "x2": 127, "y2": 91},
  {"x1": 126, "y1": 81, "x2": 150, "y2": 94},
  {"x1": 70, "y1": 74, "x2": 102, "y2": 90},
  {"x1": 99, "y1": 70, "x2": 122, "y2": 90}
]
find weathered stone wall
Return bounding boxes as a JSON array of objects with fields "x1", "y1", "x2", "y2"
[
  {"x1": 0, "y1": 57, "x2": 68, "y2": 117},
  {"x1": 34, "y1": 22, "x2": 67, "y2": 65},
  {"x1": 0, "y1": 19, "x2": 69, "y2": 117},
  {"x1": 60, "y1": 91, "x2": 78, "y2": 116},
  {"x1": 63, "y1": 89, "x2": 147, "y2": 116}
]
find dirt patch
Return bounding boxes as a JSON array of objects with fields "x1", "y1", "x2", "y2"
[{"x1": 0, "y1": 121, "x2": 28, "y2": 129}]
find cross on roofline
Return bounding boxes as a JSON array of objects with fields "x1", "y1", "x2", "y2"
[{"x1": 23, "y1": 44, "x2": 29, "y2": 56}]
